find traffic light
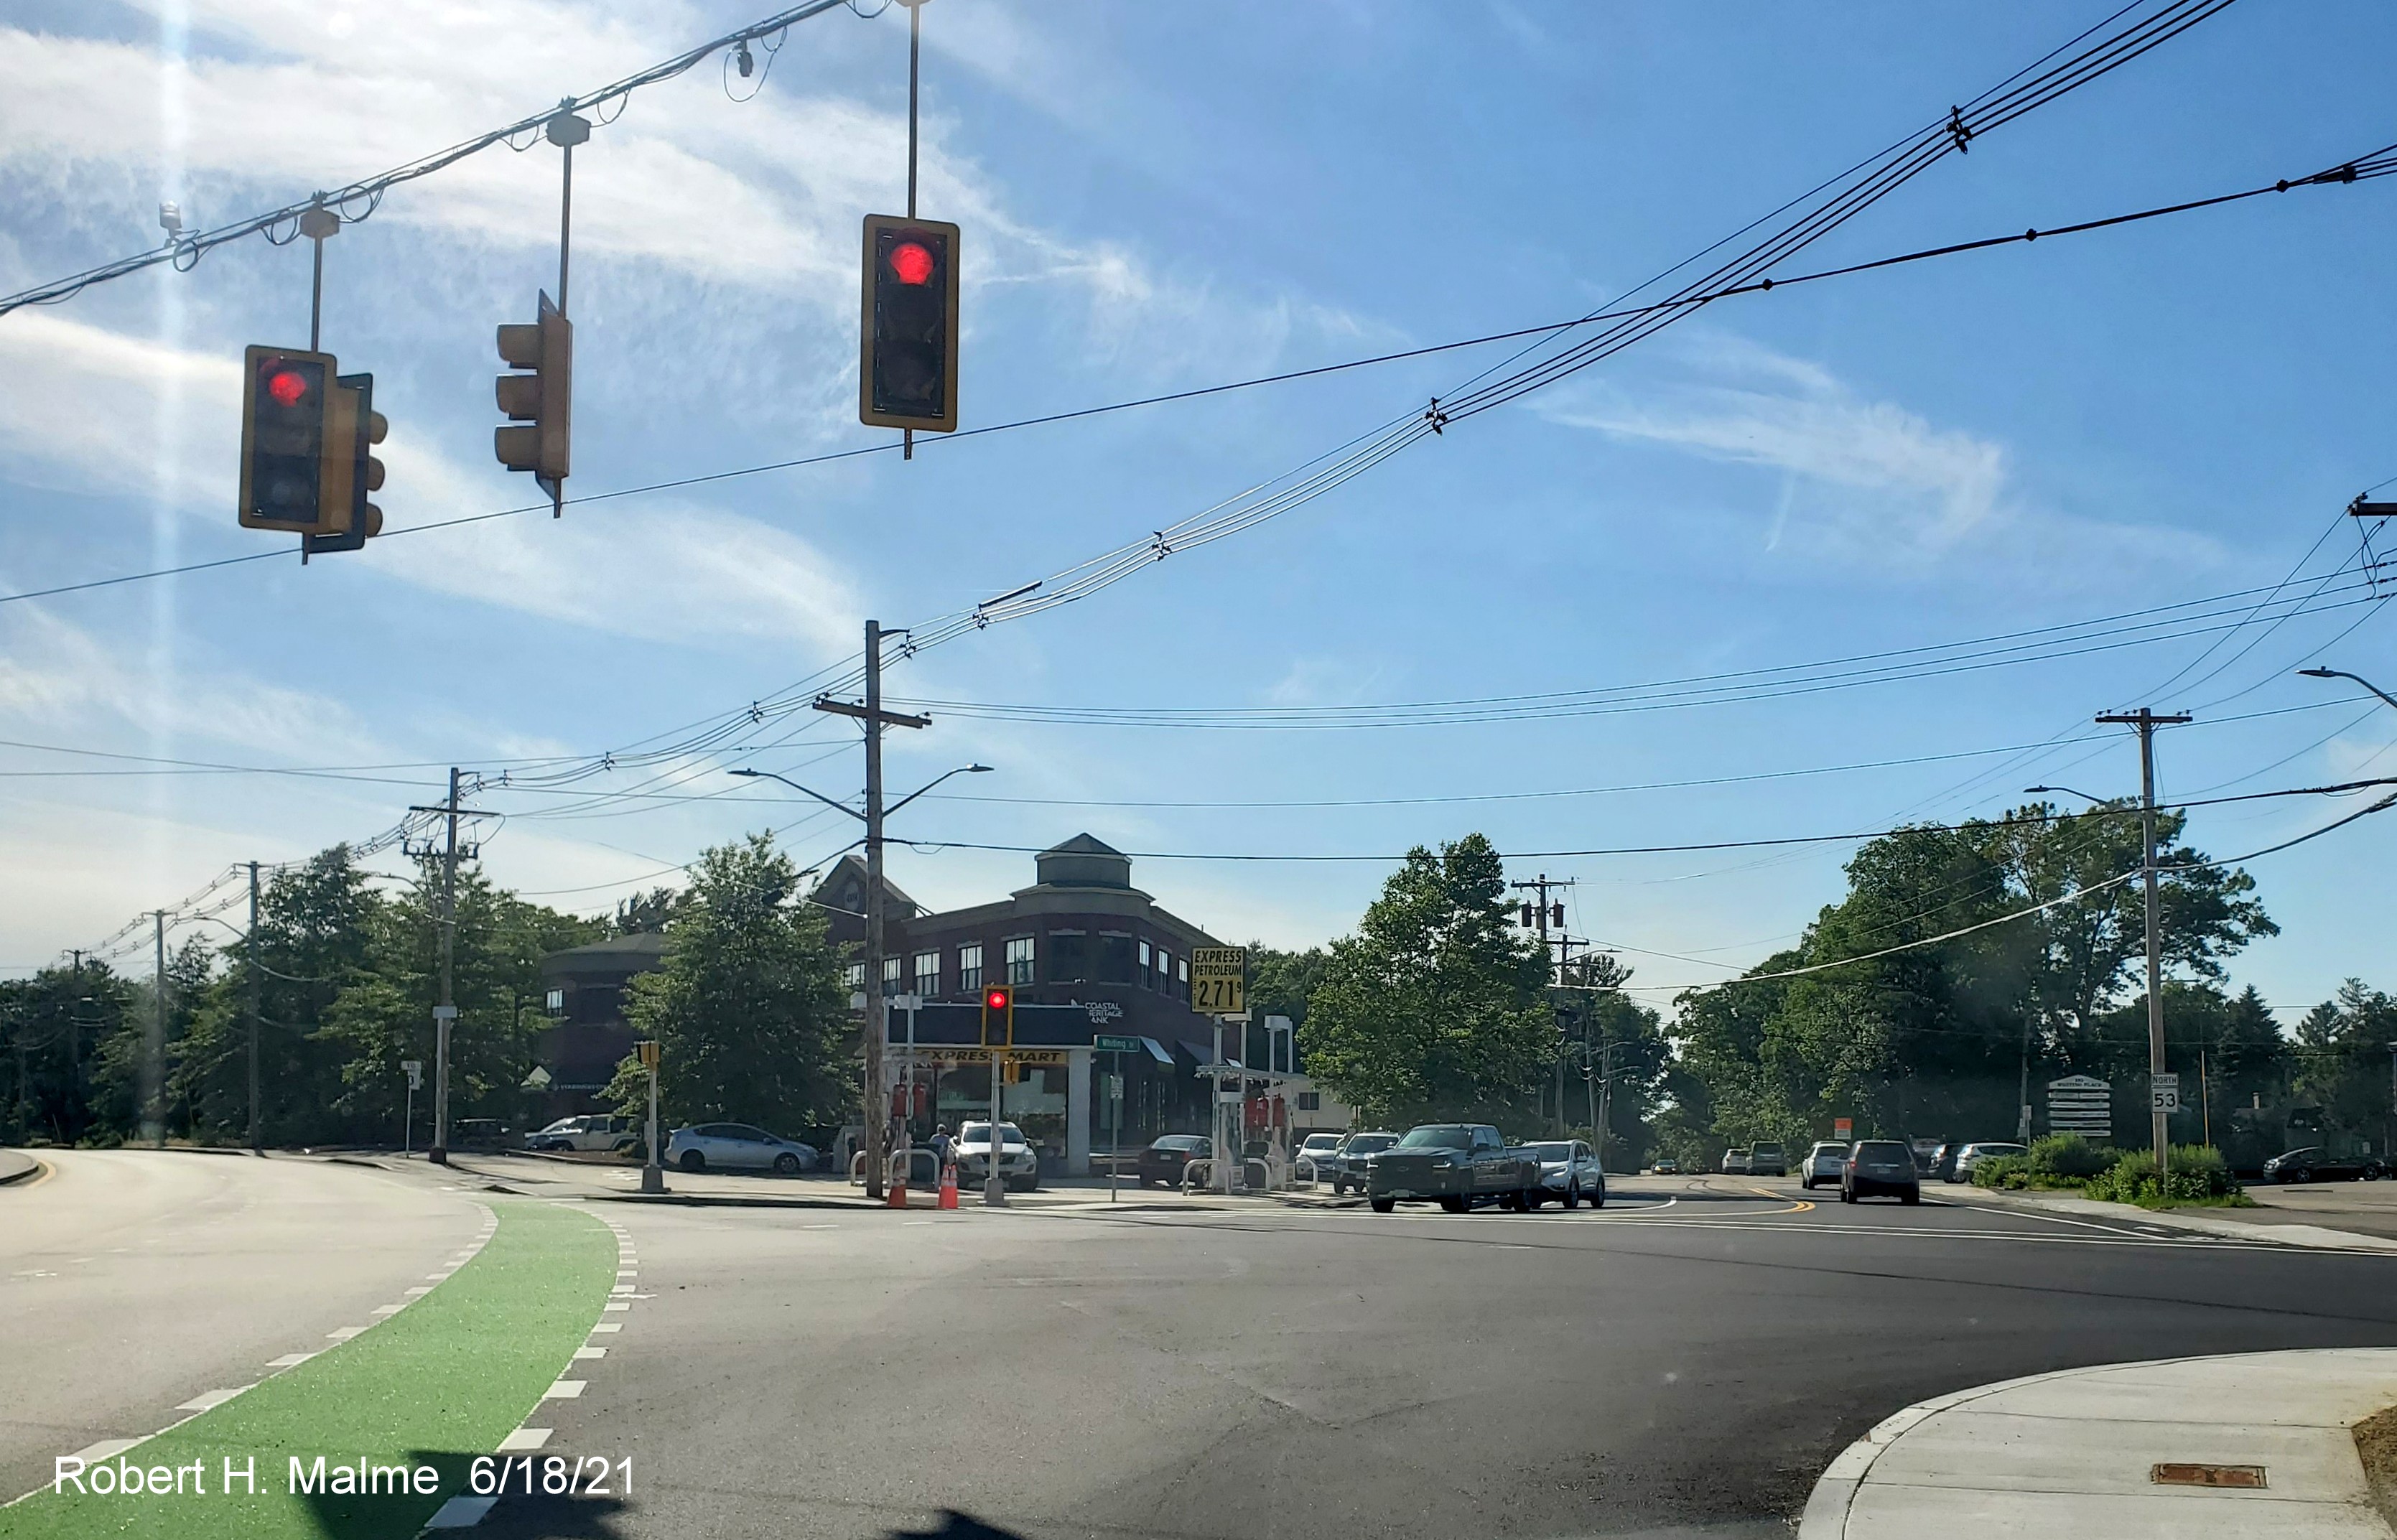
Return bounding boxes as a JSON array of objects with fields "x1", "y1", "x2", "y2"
[
  {"x1": 495, "y1": 290, "x2": 572, "y2": 501},
  {"x1": 238, "y1": 346, "x2": 335, "y2": 532},
  {"x1": 980, "y1": 985, "x2": 1013, "y2": 1048},
  {"x1": 303, "y1": 373, "x2": 387, "y2": 556},
  {"x1": 858, "y1": 214, "x2": 961, "y2": 433}
]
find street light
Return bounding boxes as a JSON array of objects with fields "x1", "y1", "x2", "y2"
[
  {"x1": 2024, "y1": 784, "x2": 2113, "y2": 803},
  {"x1": 730, "y1": 760, "x2": 991, "y2": 1192},
  {"x1": 2298, "y1": 666, "x2": 2397, "y2": 714}
]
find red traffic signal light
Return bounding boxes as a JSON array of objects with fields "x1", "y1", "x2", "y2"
[
  {"x1": 980, "y1": 985, "x2": 1013, "y2": 1047},
  {"x1": 859, "y1": 213, "x2": 960, "y2": 434},
  {"x1": 238, "y1": 345, "x2": 335, "y2": 533},
  {"x1": 889, "y1": 241, "x2": 935, "y2": 286}
]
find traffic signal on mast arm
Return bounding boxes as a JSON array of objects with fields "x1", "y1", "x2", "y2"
[
  {"x1": 303, "y1": 373, "x2": 387, "y2": 556},
  {"x1": 494, "y1": 290, "x2": 572, "y2": 503},
  {"x1": 859, "y1": 215, "x2": 960, "y2": 433},
  {"x1": 238, "y1": 346, "x2": 336, "y2": 533},
  {"x1": 980, "y1": 985, "x2": 1013, "y2": 1048}
]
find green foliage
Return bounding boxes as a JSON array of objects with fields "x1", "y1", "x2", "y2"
[
  {"x1": 1298, "y1": 834, "x2": 1554, "y2": 1128},
  {"x1": 1969, "y1": 1152, "x2": 2032, "y2": 1189},
  {"x1": 2026, "y1": 1132, "x2": 2114, "y2": 1181},
  {"x1": 603, "y1": 833, "x2": 846, "y2": 1134},
  {"x1": 1669, "y1": 805, "x2": 2276, "y2": 1152},
  {"x1": 1246, "y1": 944, "x2": 1328, "y2": 1035},
  {"x1": 2085, "y1": 1144, "x2": 2242, "y2": 1205}
]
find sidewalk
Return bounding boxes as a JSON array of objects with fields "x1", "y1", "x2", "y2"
[
  {"x1": 1800, "y1": 1348, "x2": 2397, "y2": 1539},
  {"x1": 1955, "y1": 1182, "x2": 2397, "y2": 1254}
]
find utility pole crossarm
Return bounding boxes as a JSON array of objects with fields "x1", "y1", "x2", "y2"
[{"x1": 813, "y1": 696, "x2": 931, "y2": 730}]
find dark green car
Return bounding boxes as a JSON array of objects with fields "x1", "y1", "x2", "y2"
[{"x1": 1369, "y1": 1124, "x2": 1542, "y2": 1213}]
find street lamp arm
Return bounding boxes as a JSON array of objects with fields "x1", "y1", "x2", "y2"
[
  {"x1": 2299, "y1": 666, "x2": 2397, "y2": 714},
  {"x1": 882, "y1": 762, "x2": 993, "y2": 821},
  {"x1": 729, "y1": 767, "x2": 867, "y2": 823}
]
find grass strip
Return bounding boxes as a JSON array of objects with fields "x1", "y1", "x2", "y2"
[{"x1": 1, "y1": 1198, "x2": 616, "y2": 1540}]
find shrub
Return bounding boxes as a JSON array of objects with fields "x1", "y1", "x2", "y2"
[
  {"x1": 2026, "y1": 1133, "x2": 2115, "y2": 1182},
  {"x1": 2086, "y1": 1144, "x2": 2239, "y2": 1204},
  {"x1": 1970, "y1": 1153, "x2": 2031, "y2": 1189}
]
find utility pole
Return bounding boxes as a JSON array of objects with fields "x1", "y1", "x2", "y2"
[
  {"x1": 815, "y1": 620, "x2": 929, "y2": 1202},
  {"x1": 149, "y1": 910, "x2": 167, "y2": 1147},
  {"x1": 246, "y1": 864, "x2": 261, "y2": 1153},
  {"x1": 67, "y1": 950, "x2": 83, "y2": 1137},
  {"x1": 2097, "y1": 708, "x2": 2190, "y2": 1177},
  {"x1": 432, "y1": 768, "x2": 462, "y2": 1165}
]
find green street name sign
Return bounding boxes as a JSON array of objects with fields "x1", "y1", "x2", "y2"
[{"x1": 1093, "y1": 1035, "x2": 1142, "y2": 1053}]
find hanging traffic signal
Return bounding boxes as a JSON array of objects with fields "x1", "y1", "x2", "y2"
[
  {"x1": 304, "y1": 373, "x2": 387, "y2": 556},
  {"x1": 495, "y1": 290, "x2": 572, "y2": 505},
  {"x1": 980, "y1": 985, "x2": 1013, "y2": 1048},
  {"x1": 858, "y1": 214, "x2": 960, "y2": 434},
  {"x1": 238, "y1": 346, "x2": 337, "y2": 532}
]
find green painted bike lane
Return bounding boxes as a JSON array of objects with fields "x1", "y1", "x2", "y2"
[{"x1": 1, "y1": 1198, "x2": 618, "y2": 1540}]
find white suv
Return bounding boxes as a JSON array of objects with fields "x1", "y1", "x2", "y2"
[
  {"x1": 1799, "y1": 1141, "x2": 1850, "y2": 1189},
  {"x1": 527, "y1": 1114, "x2": 638, "y2": 1153}
]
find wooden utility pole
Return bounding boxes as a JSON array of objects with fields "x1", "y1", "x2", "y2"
[
  {"x1": 2096, "y1": 708, "x2": 2191, "y2": 1176},
  {"x1": 816, "y1": 621, "x2": 928, "y2": 1200}
]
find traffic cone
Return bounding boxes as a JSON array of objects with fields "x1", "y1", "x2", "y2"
[
  {"x1": 888, "y1": 1170, "x2": 908, "y2": 1208},
  {"x1": 937, "y1": 1161, "x2": 959, "y2": 1209}
]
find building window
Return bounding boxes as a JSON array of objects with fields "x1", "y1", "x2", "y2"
[
  {"x1": 1048, "y1": 931, "x2": 1089, "y2": 984},
  {"x1": 1137, "y1": 939, "x2": 1152, "y2": 989},
  {"x1": 1098, "y1": 933, "x2": 1136, "y2": 984},
  {"x1": 1154, "y1": 949, "x2": 1171, "y2": 995},
  {"x1": 913, "y1": 951, "x2": 940, "y2": 994},
  {"x1": 1176, "y1": 956, "x2": 1188, "y2": 1001},
  {"x1": 883, "y1": 956, "x2": 904, "y2": 995},
  {"x1": 1298, "y1": 1091, "x2": 1321, "y2": 1111},
  {"x1": 544, "y1": 988, "x2": 564, "y2": 1014},
  {"x1": 843, "y1": 962, "x2": 865, "y2": 989},
  {"x1": 959, "y1": 943, "x2": 984, "y2": 991},
  {"x1": 1005, "y1": 935, "x2": 1035, "y2": 986}
]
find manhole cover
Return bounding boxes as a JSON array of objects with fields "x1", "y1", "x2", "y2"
[{"x1": 2151, "y1": 1462, "x2": 2267, "y2": 1489}]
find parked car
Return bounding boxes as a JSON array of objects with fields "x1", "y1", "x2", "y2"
[
  {"x1": 1924, "y1": 1142, "x2": 1963, "y2": 1182},
  {"x1": 1747, "y1": 1140, "x2": 1789, "y2": 1177},
  {"x1": 1333, "y1": 1131, "x2": 1401, "y2": 1195},
  {"x1": 954, "y1": 1121, "x2": 1041, "y2": 1191},
  {"x1": 1950, "y1": 1142, "x2": 2027, "y2": 1183},
  {"x1": 526, "y1": 1114, "x2": 638, "y2": 1154},
  {"x1": 1652, "y1": 1155, "x2": 1680, "y2": 1175},
  {"x1": 2263, "y1": 1147, "x2": 2388, "y2": 1183},
  {"x1": 450, "y1": 1118, "x2": 513, "y2": 1151},
  {"x1": 1294, "y1": 1132, "x2": 1345, "y2": 1183},
  {"x1": 1798, "y1": 1141, "x2": 1850, "y2": 1190},
  {"x1": 1720, "y1": 1147, "x2": 1751, "y2": 1176},
  {"x1": 664, "y1": 1123, "x2": 820, "y2": 1175},
  {"x1": 1135, "y1": 1134, "x2": 1213, "y2": 1189},
  {"x1": 1522, "y1": 1139, "x2": 1606, "y2": 1209},
  {"x1": 1841, "y1": 1139, "x2": 1921, "y2": 1204},
  {"x1": 1369, "y1": 1124, "x2": 1543, "y2": 1213}
]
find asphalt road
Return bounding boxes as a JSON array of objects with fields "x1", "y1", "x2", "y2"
[
  {"x1": 0, "y1": 1149, "x2": 482, "y2": 1507},
  {"x1": 471, "y1": 1172, "x2": 2397, "y2": 1540},
  {"x1": 14, "y1": 1159, "x2": 2397, "y2": 1539}
]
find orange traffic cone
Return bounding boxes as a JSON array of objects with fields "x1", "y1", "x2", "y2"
[
  {"x1": 888, "y1": 1170, "x2": 908, "y2": 1208},
  {"x1": 937, "y1": 1162, "x2": 959, "y2": 1209}
]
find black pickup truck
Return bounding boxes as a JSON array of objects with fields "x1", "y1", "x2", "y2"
[{"x1": 1368, "y1": 1124, "x2": 1542, "y2": 1213}]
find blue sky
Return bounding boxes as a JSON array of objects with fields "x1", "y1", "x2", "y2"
[{"x1": 3, "y1": 1, "x2": 2394, "y2": 1026}]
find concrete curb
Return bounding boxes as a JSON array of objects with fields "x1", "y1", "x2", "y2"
[
  {"x1": 1797, "y1": 1348, "x2": 2397, "y2": 1539},
  {"x1": 1955, "y1": 1183, "x2": 2397, "y2": 1254},
  {"x1": 0, "y1": 1149, "x2": 41, "y2": 1185}
]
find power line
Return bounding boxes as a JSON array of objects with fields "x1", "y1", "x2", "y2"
[
  {"x1": 0, "y1": 1, "x2": 863, "y2": 319},
  {"x1": 11, "y1": 134, "x2": 2380, "y2": 619}
]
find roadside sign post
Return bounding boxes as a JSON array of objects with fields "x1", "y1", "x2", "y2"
[
  {"x1": 1095, "y1": 1032, "x2": 1140, "y2": 1203},
  {"x1": 2151, "y1": 1071, "x2": 2182, "y2": 1116},
  {"x1": 1191, "y1": 949, "x2": 1248, "y2": 1195},
  {"x1": 987, "y1": 1052, "x2": 1006, "y2": 1207},
  {"x1": 1833, "y1": 1116, "x2": 1852, "y2": 1143},
  {"x1": 401, "y1": 1060, "x2": 422, "y2": 1156},
  {"x1": 636, "y1": 1039, "x2": 664, "y2": 1194}
]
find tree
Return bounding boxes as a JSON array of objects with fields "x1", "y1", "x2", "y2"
[
  {"x1": 1247, "y1": 943, "x2": 1328, "y2": 1053},
  {"x1": 1298, "y1": 834, "x2": 1553, "y2": 1129},
  {"x1": 2291, "y1": 980, "x2": 2397, "y2": 1150},
  {"x1": 605, "y1": 834, "x2": 846, "y2": 1133}
]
